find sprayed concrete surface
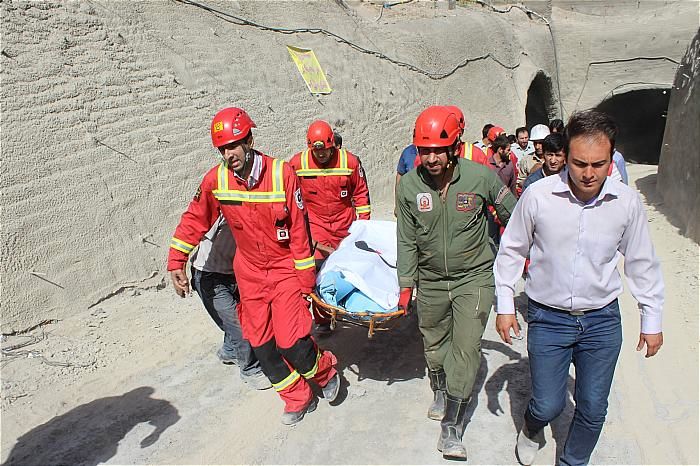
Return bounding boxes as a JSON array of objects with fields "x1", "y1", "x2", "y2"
[
  {"x1": 1, "y1": 1, "x2": 699, "y2": 465},
  {"x1": 1, "y1": 0, "x2": 696, "y2": 332}
]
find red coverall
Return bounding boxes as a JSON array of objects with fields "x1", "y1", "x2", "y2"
[
  {"x1": 167, "y1": 152, "x2": 337, "y2": 412},
  {"x1": 289, "y1": 148, "x2": 371, "y2": 259}
]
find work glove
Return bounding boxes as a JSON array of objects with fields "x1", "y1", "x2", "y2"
[{"x1": 398, "y1": 287, "x2": 413, "y2": 316}]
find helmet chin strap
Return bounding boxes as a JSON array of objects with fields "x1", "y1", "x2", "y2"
[{"x1": 238, "y1": 145, "x2": 253, "y2": 175}]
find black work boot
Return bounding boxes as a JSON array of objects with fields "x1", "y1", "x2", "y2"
[
  {"x1": 280, "y1": 397, "x2": 317, "y2": 426},
  {"x1": 437, "y1": 393, "x2": 469, "y2": 461},
  {"x1": 427, "y1": 369, "x2": 446, "y2": 420}
]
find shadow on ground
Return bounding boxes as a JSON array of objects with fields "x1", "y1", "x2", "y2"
[
  {"x1": 636, "y1": 173, "x2": 687, "y2": 235},
  {"x1": 318, "y1": 312, "x2": 426, "y2": 385},
  {"x1": 2, "y1": 386, "x2": 179, "y2": 466}
]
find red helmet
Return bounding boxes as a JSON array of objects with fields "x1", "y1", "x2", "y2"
[
  {"x1": 210, "y1": 107, "x2": 256, "y2": 148},
  {"x1": 306, "y1": 120, "x2": 335, "y2": 149},
  {"x1": 487, "y1": 125, "x2": 506, "y2": 143},
  {"x1": 444, "y1": 105, "x2": 466, "y2": 133},
  {"x1": 413, "y1": 106, "x2": 461, "y2": 148}
]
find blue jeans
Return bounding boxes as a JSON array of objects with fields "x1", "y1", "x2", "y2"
[
  {"x1": 190, "y1": 268, "x2": 261, "y2": 377},
  {"x1": 525, "y1": 298, "x2": 622, "y2": 466}
]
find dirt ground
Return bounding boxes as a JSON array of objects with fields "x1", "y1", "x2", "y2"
[{"x1": 1, "y1": 163, "x2": 698, "y2": 465}]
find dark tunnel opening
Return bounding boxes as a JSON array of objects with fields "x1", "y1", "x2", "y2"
[
  {"x1": 594, "y1": 88, "x2": 670, "y2": 165},
  {"x1": 525, "y1": 71, "x2": 556, "y2": 129}
]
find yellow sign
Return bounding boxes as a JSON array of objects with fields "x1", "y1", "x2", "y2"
[{"x1": 287, "y1": 45, "x2": 332, "y2": 95}]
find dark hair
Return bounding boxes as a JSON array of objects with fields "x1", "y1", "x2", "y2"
[
  {"x1": 482, "y1": 123, "x2": 494, "y2": 139},
  {"x1": 333, "y1": 131, "x2": 342, "y2": 149},
  {"x1": 542, "y1": 133, "x2": 565, "y2": 154},
  {"x1": 548, "y1": 118, "x2": 565, "y2": 133},
  {"x1": 564, "y1": 111, "x2": 617, "y2": 158},
  {"x1": 515, "y1": 126, "x2": 528, "y2": 137},
  {"x1": 507, "y1": 134, "x2": 516, "y2": 145},
  {"x1": 492, "y1": 134, "x2": 510, "y2": 151}
]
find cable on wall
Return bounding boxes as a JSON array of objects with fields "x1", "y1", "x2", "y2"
[{"x1": 173, "y1": 0, "x2": 520, "y2": 80}]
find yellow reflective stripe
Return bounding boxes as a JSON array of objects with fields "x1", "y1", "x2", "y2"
[
  {"x1": 271, "y1": 158, "x2": 284, "y2": 193},
  {"x1": 217, "y1": 163, "x2": 229, "y2": 191},
  {"x1": 296, "y1": 168, "x2": 353, "y2": 176},
  {"x1": 294, "y1": 256, "x2": 315, "y2": 270},
  {"x1": 301, "y1": 351, "x2": 321, "y2": 379},
  {"x1": 214, "y1": 158, "x2": 286, "y2": 203},
  {"x1": 170, "y1": 237, "x2": 195, "y2": 254},
  {"x1": 212, "y1": 190, "x2": 285, "y2": 202},
  {"x1": 467, "y1": 144, "x2": 473, "y2": 160},
  {"x1": 301, "y1": 150, "x2": 310, "y2": 171},
  {"x1": 355, "y1": 205, "x2": 371, "y2": 215},
  {"x1": 273, "y1": 370, "x2": 300, "y2": 392},
  {"x1": 296, "y1": 149, "x2": 352, "y2": 177}
]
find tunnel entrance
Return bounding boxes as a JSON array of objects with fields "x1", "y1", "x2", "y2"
[
  {"x1": 525, "y1": 71, "x2": 556, "y2": 129},
  {"x1": 594, "y1": 88, "x2": 670, "y2": 165}
]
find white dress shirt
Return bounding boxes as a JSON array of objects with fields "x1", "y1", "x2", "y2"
[
  {"x1": 494, "y1": 169, "x2": 664, "y2": 333},
  {"x1": 233, "y1": 151, "x2": 262, "y2": 188}
]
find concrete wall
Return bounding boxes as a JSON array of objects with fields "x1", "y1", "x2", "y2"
[
  {"x1": 0, "y1": 0, "x2": 695, "y2": 331},
  {"x1": 0, "y1": 0, "x2": 554, "y2": 332},
  {"x1": 658, "y1": 29, "x2": 700, "y2": 244},
  {"x1": 550, "y1": 0, "x2": 695, "y2": 117}
]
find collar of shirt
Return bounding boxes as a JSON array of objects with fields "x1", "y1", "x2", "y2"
[
  {"x1": 417, "y1": 159, "x2": 462, "y2": 189},
  {"x1": 488, "y1": 154, "x2": 510, "y2": 168},
  {"x1": 551, "y1": 168, "x2": 621, "y2": 204},
  {"x1": 233, "y1": 151, "x2": 262, "y2": 188}
]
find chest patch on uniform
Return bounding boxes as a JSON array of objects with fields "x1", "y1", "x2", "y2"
[
  {"x1": 456, "y1": 192, "x2": 476, "y2": 212},
  {"x1": 294, "y1": 188, "x2": 304, "y2": 210},
  {"x1": 340, "y1": 189, "x2": 348, "y2": 198},
  {"x1": 416, "y1": 192, "x2": 433, "y2": 212},
  {"x1": 193, "y1": 186, "x2": 202, "y2": 202}
]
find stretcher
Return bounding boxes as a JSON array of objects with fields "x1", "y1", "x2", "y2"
[
  {"x1": 310, "y1": 292, "x2": 405, "y2": 339},
  {"x1": 312, "y1": 220, "x2": 402, "y2": 338}
]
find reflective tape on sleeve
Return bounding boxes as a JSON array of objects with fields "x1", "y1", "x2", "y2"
[
  {"x1": 355, "y1": 205, "x2": 371, "y2": 215},
  {"x1": 170, "y1": 237, "x2": 195, "y2": 254},
  {"x1": 294, "y1": 256, "x2": 315, "y2": 270}
]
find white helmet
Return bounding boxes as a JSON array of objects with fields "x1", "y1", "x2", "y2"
[{"x1": 530, "y1": 124, "x2": 550, "y2": 141}]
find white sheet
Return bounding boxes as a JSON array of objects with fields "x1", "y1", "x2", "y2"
[{"x1": 317, "y1": 220, "x2": 399, "y2": 310}]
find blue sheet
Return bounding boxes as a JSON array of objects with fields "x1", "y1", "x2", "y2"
[{"x1": 317, "y1": 271, "x2": 398, "y2": 315}]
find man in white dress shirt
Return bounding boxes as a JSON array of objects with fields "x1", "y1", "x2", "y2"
[{"x1": 493, "y1": 110, "x2": 664, "y2": 466}]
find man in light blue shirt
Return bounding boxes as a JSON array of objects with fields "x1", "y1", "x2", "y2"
[{"x1": 613, "y1": 149, "x2": 628, "y2": 184}]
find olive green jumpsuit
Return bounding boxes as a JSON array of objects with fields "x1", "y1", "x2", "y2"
[{"x1": 396, "y1": 158, "x2": 517, "y2": 398}]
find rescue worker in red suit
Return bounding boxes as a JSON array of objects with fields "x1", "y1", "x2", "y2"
[
  {"x1": 290, "y1": 120, "x2": 371, "y2": 258},
  {"x1": 290, "y1": 120, "x2": 371, "y2": 335},
  {"x1": 167, "y1": 108, "x2": 340, "y2": 425}
]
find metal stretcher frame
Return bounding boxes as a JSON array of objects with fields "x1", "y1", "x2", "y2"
[{"x1": 310, "y1": 293, "x2": 405, "y2": 339}]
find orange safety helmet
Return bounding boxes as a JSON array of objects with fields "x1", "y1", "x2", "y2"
[
  {"x1": 210, "y1": 107, "x2": 256, "y2": 148},
  {"x1": 444, "y1": 105, "x2": 466, "y2": 133},
  {"x1": 487, "y1": 125, "x2": 506, "y2": 143},
  {"x1": 413, "y1": 106, "x2": 461, "y2": 148},
  {"x1": 306, "y1": 120, "x2": 335, "y2": 149}
]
